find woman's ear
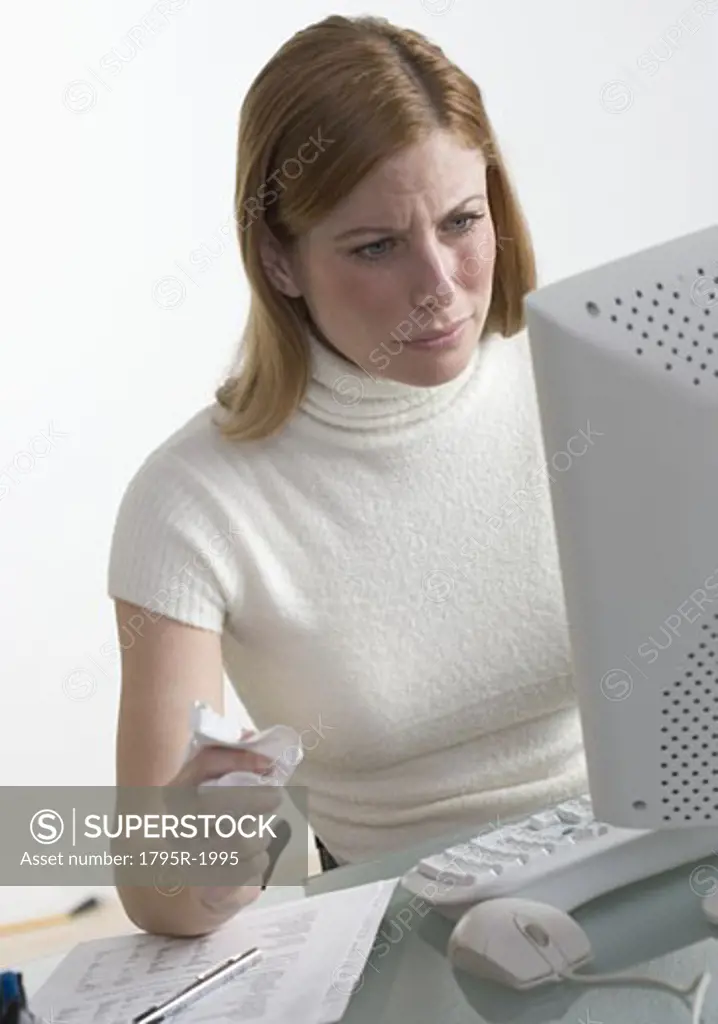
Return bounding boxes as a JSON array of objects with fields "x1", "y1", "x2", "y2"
[{"x1": 259, "y1": 228, "x2": 302, "y2": 298}]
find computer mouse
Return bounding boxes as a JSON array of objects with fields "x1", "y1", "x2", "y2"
[
  {"x1": 447, "y1": 897, "x2": 593, "y2": 990},
  {"x1": 701, "y1": 891, "x2": 718, "y2": 924}
]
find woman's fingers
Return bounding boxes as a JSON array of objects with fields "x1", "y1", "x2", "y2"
[
  {"x1": 157, "y1": 740, "x2": 286, "y2": 888},
  {"x1": 180, "y1": 745, "x2": 274, "y2": 785},
  {"x1": 196, "y1": 775, "x2": 284, "y2": 820},
  {"x1": 163, "y1": 771, "x2": 282, "y2": 822}
]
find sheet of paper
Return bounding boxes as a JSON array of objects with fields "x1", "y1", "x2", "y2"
[
  {"x1": 318, "y1": 878, "x2": 401, "y2": 1023},
  {"x1": 30, "y1": 878, "x2": 398, "y2": 1024}
]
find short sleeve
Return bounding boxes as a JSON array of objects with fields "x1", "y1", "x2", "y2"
[{"x1": 107, "y1": 450, "x2": 239, "y2": 633}]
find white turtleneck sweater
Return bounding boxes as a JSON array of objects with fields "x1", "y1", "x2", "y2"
[{"x1": 107, "y1": 328, "x2": 587, "y2": 864}]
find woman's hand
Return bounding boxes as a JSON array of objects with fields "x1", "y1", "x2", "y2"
[{"x1": 162, "y1": 737, "x2": 284, "y2": 909}]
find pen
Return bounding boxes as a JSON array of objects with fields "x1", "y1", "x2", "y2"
[
  {"x1": 131, "y1": 947, "x2": 262, "y2": 1023},
  {"x1": 0, "y1": 972, "x2": 40, "y2": 1024},
  {"x1": 0, "y1": 897, "x2": 101, "y2": 938}
]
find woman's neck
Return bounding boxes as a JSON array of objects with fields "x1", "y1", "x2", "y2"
[{"x1": 299, "y1": 324, "x2": 483, "y2": 437}]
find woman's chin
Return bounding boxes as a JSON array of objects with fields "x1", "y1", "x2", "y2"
[{"x1": 387, "y1": 335, "x2": 478, "y2": 386}]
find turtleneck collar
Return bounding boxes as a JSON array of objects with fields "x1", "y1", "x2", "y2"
[{"x1": 300, "y1": 327, "x2": 483, "y2": 436}]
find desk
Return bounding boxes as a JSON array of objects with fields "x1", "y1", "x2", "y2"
[{"x1": 21, "y1": 833, "x2": 718, "y2": 1023}]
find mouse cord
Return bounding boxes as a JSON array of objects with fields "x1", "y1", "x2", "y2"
[{"x1": 559, "y1": 965, "x2": 712, "y2": 1024}]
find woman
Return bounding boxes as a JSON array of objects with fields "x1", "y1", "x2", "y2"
[{"x1": 109, "y1": 13, "x2": 587, "y2": 937}]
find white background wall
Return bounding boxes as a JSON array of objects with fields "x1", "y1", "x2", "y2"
[{"x1": 1, "y1": 0, "x2": 716, "y2": 915}]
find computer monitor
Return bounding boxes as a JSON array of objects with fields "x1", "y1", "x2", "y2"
[{"x1": 524, "y1": 224, "x2": 718, "y2": 831}]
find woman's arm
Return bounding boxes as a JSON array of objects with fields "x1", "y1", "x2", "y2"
[{"x1": 114, "y1": 599, "x2": 264, "y2": 937}]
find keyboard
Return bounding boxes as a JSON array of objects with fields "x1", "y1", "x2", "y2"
[{"x1": 400, "y1": 794, "x2": 718, "y2": 920}]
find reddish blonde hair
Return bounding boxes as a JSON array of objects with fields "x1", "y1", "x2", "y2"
[{"x1": 215, "y1": 14, "x2": 536, "y2": 441}]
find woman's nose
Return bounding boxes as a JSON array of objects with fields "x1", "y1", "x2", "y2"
[{"x1": 407, "y1": 244, "x2": 459, "y2": 310}]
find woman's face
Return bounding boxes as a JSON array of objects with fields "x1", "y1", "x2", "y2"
[{"x1": 271, "y1": 129, "x2": 498, "y2": 387}]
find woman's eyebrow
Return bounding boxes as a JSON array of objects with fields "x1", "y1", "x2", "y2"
[{"x1": 332, "y1": 193, "x2": 487, "y2": 241}]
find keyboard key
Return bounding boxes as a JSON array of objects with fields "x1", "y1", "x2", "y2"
[
  {"x1": 473, "y1": 838, "x2": 535, "y2": 864},
  {"x1": 483, "y1": 853, "x2": 525, "y2": 868},
  {"x1": 500, "y1": 854, "x2": 531, "y2": 867},
  {"x1": 527, "y1": 811, "x2": 560, "y2": 830},
  {"x1": 568, "y1": 827, "x2": 598, "y2": 841},
  {"x1": 469, "y1": 838, "x2": 507, "y2": 853},
  {"x1": 446, "y1": 843, "x2": 493, "y2": 862},
  {"x1": 556, "y1": 806, "x2": 584, "y2": 824},
  {"x1": 486, "y1": 863, "x2": 504, "y2": 875},
  {"x1": 504, "y1": 830, "x2": 549, "y2": 848},
  {"x1": 502, "y1": 838, "x2": 544, "y2": 856},
  {"x1": 441, "y1": 852, "x2": 485, "y2": 875},
  {"x1": 416, "y1": 854, "x2": 478, "y2": 884},
  {"x1": 524, "y1": 825, "x2": 576, "y2": 845}
]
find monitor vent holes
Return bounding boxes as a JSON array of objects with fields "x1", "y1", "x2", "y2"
[{"x1": 584, "y1": 269, "x2": 718, "y2": 384}]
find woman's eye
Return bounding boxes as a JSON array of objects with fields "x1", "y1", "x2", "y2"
[
  {"x1": 352, "y1": 213, "x2": 485, "y2": 261},
  {"x1": 354, "y1": 239, "x2": 394, "y2": 260},
  {"x1": 449, "y1": 212, "x2": 485, "y2": 233}
]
